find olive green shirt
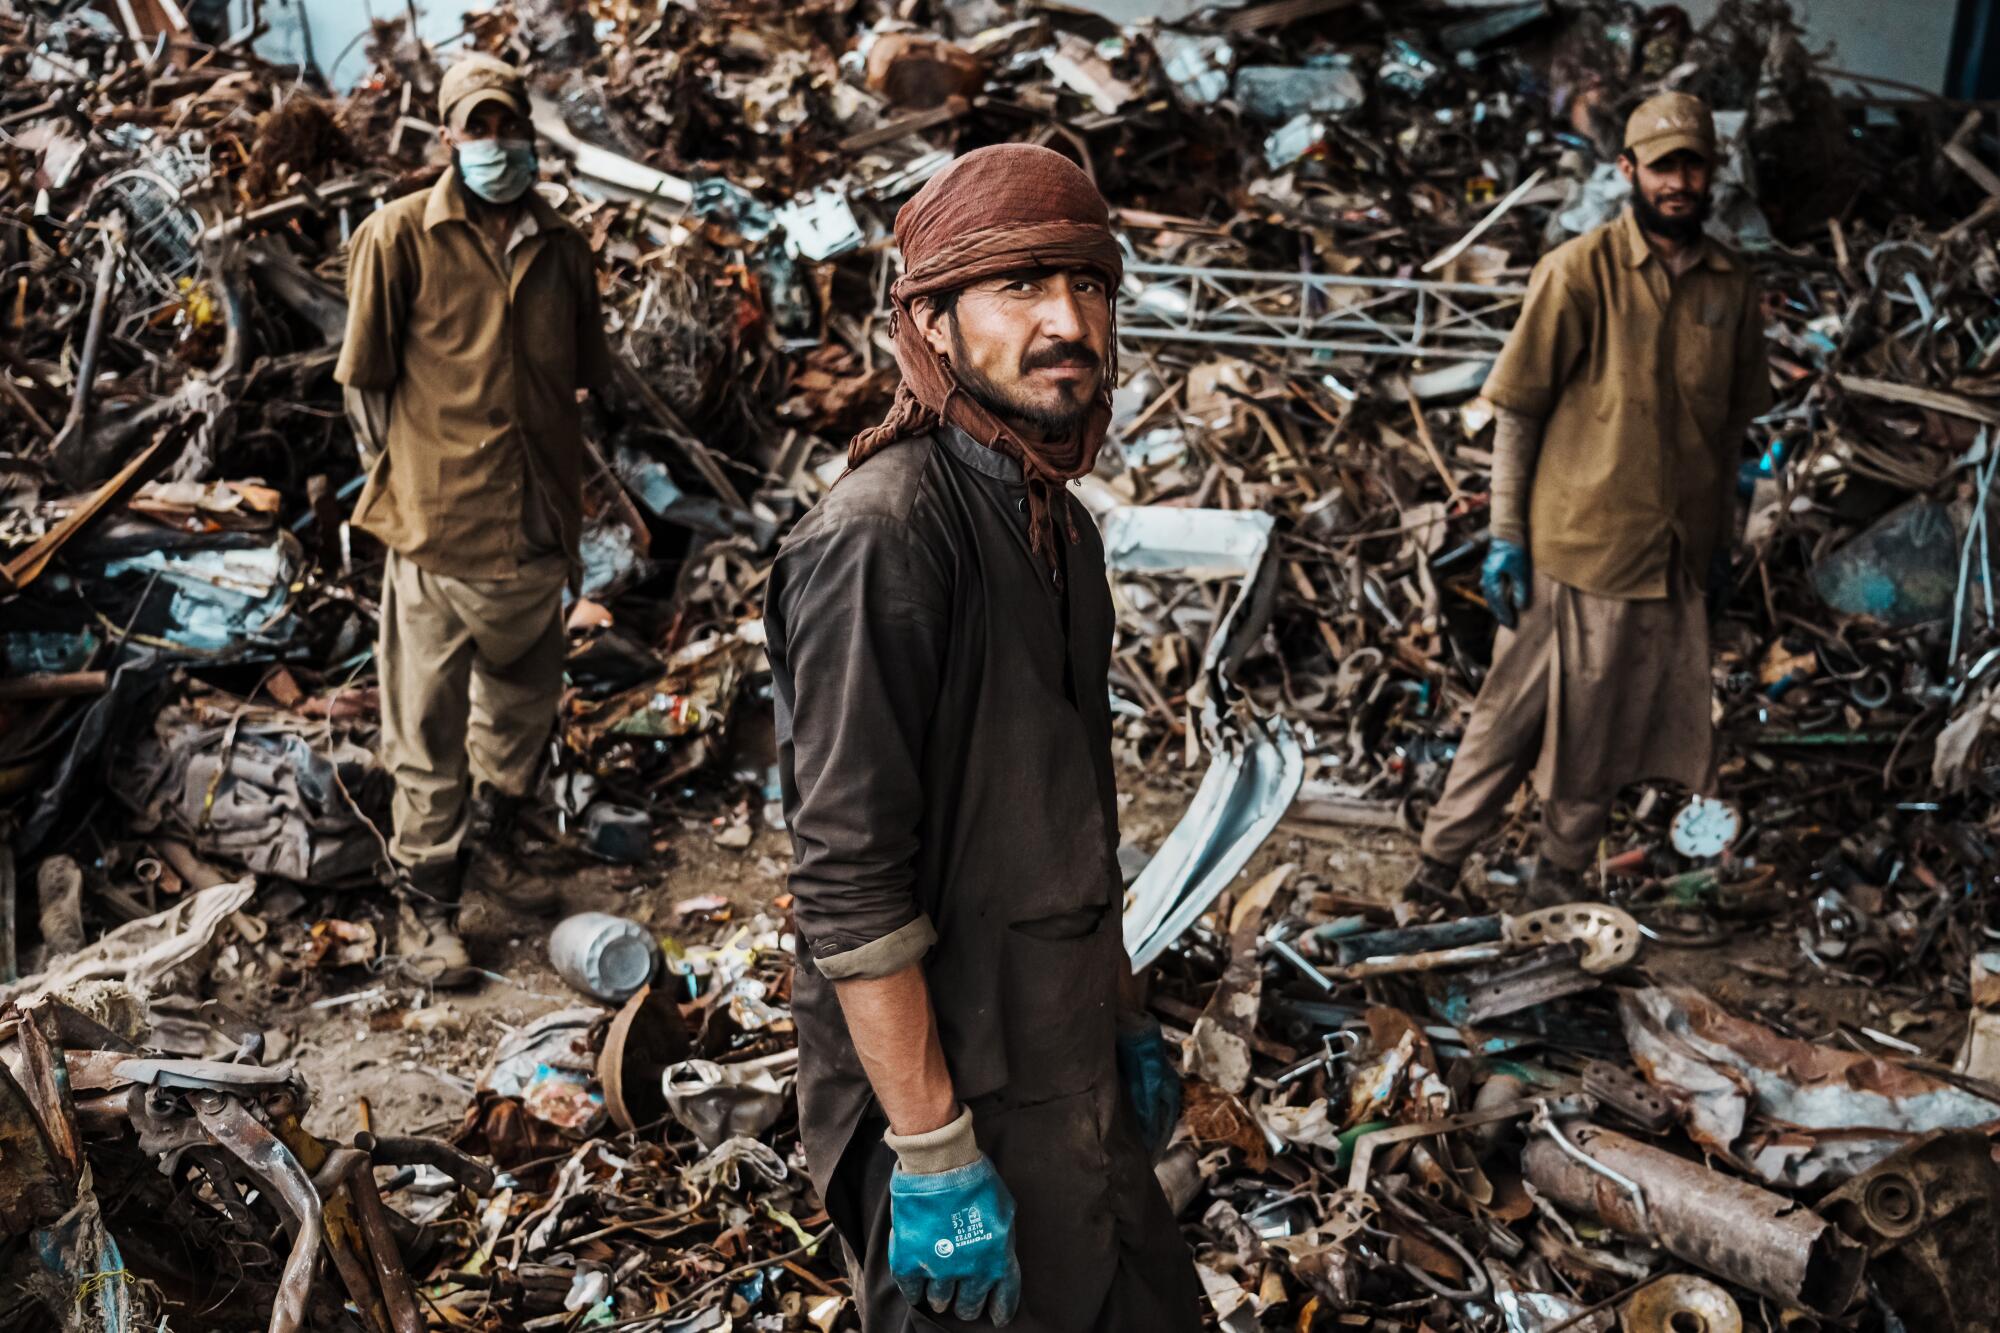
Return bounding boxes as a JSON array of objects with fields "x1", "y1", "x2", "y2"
[
  {"x1": 1482, "y1": 208, "x2": 1772, "y2": 599},
  {"x1": 334, "y1": 171, "x2": 615, "y2": 579}
]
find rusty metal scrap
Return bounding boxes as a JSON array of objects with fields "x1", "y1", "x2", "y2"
[
  {"x1": 1522, "y1": 1121, "x2": 1866, "y2": 1316},
  {"x1": 6, "y1": 0, "x2": 2000, "y2": 1327}
]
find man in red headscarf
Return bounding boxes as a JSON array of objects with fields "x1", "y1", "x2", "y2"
[{"x1": 764, "y1": 145, "x2": 1204, "y2": 1331}]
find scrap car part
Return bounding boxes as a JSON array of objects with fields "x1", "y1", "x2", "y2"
[
  {"x1": 1109, "y1": 507, "x2": 1305, "y2": 970},
  {"x1": 1344, "y1": 1094, "x2": 1589, "y2": 1192},
  {"x1": 1579, "y1": 1059, "x2": 1678, "y2": 1133},
  {"x1": 0, "y1": 1060, "x2": 73, "y2": 1233},
  {"x1": 1622, "y1": 1275, "x2": 1743, "y2": 1333},
  {"x1": 1819, "y1": 1128, "x2": 2000, "y2": 1331},
  {"x1": 192, "y1": 1093, "x2": 321, "y2": 1333},
  {"x1": 1431, "y1": 949, "x2": 1599, "y2": 1027},
  {"x1": 1522, "y1": 1121, "x2": 1864, "y2": 1315},
  {"x1": 1333, "y1": 904, "x2": 1640, "y2": 978}
]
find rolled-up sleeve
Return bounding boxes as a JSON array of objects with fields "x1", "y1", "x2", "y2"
[
  {"x1": 768, "y1": 514, "x2": 947, "y2": 980},
  {"x1": 334, "y1": 215, "x2": 407, "y2": 392},
  {"x1": 1482, "y1": 256, "x2": 1588, "y2": 419}
]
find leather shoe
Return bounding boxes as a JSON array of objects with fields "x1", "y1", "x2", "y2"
[
  {"x1": 1395, "y1": 855, "x2": 1463, "y2": 922},
  {"x1": 1524, "y1": 857, "x2": 1583, "y2": 907}
]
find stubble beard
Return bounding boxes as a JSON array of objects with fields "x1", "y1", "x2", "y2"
[{"x1": 948, "y1": 323, "x2": 1099, "y2": 440}]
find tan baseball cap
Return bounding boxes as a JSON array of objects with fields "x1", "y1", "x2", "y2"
[
  {"x1": 439, "y1": 53, "x2": 528, "y2": 134},
  {"x1": 1624, "y1": 91, "x2": 1716, "y2": 165}
]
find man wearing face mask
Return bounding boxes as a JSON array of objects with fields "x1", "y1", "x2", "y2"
[
  {"x1": 1402, "y1": 91, "x2": 1771, "y2": 912},
  {"x1": 336, "y1": 54, "x2": 614, "y2": 977}
]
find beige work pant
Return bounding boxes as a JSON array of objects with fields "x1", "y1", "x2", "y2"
[
  {"x1": 378, "y1": 549, "x2": 567, "y2": 870},
  {"x1": 1421, "y1": 569, "x2": 1712, "y2": 872}
]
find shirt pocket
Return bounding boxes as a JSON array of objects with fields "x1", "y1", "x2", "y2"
[
  {"x1": 521, "y1": 260, "x2": 580, "y2": 382},
  {"x1": 1675, "y1": 288, "x2": 1736, "y2": 430}
]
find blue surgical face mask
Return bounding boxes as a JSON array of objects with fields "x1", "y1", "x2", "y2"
[{"x1": 455, "y1": 137, "x2": 537, "y2": 204}]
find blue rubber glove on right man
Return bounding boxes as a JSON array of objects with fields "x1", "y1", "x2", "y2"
[
  {"x1": 1481, "y1": 538, "x2": 1532, "y2": 630},
  {"x1": 885, "y1": 1108, "x2": 1024, "y2": 1324}
]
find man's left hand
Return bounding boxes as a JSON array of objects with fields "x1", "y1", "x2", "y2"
[{"x1": 1114, "y1": 1017, "x2": 1181, "y2": 1158}]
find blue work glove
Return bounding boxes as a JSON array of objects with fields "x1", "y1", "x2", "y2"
[
  {"x1": 889, "y1": 1155, "x2": 1023, "y2": 1324},
  {"x1": 1480, "y1": 538, "x2": 1532, "y2": 630},
  {"x1": 1115, "y1": 1017, "x2": 1182, "y2": 1158}
]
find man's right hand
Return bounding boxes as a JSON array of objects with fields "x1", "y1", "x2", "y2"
[
  {"x1": 889, "y1": 1153, "x2": 1023, "y2": 1324},
  {"x1": 1481, "y1": 538, "x2": 1532, "y2": 630}
]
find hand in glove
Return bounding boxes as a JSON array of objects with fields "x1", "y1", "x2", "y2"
[
  {"x1": 1115, "y1": 1017, "x2": 1182, "y2": 1158},
  {"x1": 1481, "y1": 538, "x2": 1532, "y2": 630},
  {"x1": 886, "y1": 1109, "x2": 1023, "y2": 1325}
]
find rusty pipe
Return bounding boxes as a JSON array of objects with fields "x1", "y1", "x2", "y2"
[
  {"x1": 1523, "y1": 1123, "x2": 1864, "y2": 1316},
  {"x1": 193, "y1": 1095, "x2": 320, "y2": 1333},
  {"x1": 315, "y1": 1146, "x2": 423, "y2": 1333},
  {"x1": 307, "y1": 1148, "x2": 393, "y2": 1333},
  {"x1": 58, "y1": 222, "x2": 124, "y2": 451},
  {"x1": 348, "y1": 1156, "x2": 426, "y2": 1333},
  {"x1": 355, "y1": 1131, "x2": 497, "y2": 1193}
]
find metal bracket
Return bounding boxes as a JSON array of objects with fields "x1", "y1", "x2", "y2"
[
  {"x1": 1530, "y1": 1100, "x2": 1650, "y2": 1232},
  {"x1": 1503, "y1": 905, "x2": 1643, "y2": 973}
]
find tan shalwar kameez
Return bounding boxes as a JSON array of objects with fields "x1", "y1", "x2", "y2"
[
  {"x1": 1422, "y1": 209, "x2": 1772, "y2": 870},
  {"x1": 334, "y1": 171, "x2": 614, "y2": 871}
]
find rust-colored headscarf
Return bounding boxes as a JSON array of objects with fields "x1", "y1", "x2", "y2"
[{"x1": 849, "y1": 144, "x2": 1123, "y2": 578}]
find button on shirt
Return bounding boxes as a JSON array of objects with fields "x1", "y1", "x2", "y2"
[
  {"x1": 334, "y1": 171, "x2": 615, "y2": 578},
  {"x1": 1481, "y1": 208, "x2": 1772, "y2": 599}
]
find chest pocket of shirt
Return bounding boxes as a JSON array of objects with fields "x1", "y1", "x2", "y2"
[
  {"x1": 515, "y1": 256, "x2": 579, "y2": 382},
  {"x1": 1675, "y1": 288, "x2": 1735, "y2": 431}
]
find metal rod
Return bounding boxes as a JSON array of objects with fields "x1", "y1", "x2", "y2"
[
  {"x1": 56, "y1": 223, "x2": 125, "y2": 451},
  {"x1": 1125, "y1": 261, "x2": 1528, "y2": 297}
]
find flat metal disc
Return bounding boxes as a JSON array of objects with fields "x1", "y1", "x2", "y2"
[
  {"x1": 1671, "y1": 795, "x2": 1741, "y2": 859},
  {"x1": 1623, "y1": 1275, "x2": 1742, "y2": 1333},
  {"x1": 597, "y1": 984, "x2": 690, "y2": 1134}
]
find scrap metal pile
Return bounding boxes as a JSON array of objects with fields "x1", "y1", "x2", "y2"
[{"x1": 8, "y1": 0, "x2": 2000, "y2": 1328}]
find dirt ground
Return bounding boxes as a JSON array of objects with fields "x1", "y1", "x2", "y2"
[{"x1": 236, "y1": 761, "x2": 1957, "y2": 1145}]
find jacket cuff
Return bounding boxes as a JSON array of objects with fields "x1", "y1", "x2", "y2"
[
  {"x1": 812, "y1": 915, "x2": 938, "y2": 981},
  {"x1": 884, "y1": 1106, "x2": 979, "y2": 1174}
]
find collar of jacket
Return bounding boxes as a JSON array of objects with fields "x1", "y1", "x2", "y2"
[
  {"x1": 940, "y1": 423, "x2": 1026, "y2": 486},
  {"x1": 422, "y1": 167, "x2": 563, "y2": 237}
]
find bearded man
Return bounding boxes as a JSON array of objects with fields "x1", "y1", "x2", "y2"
[
  {"x1": 763, "y1": 145, "x2": 1204, "y2": 1331},
  {"x1": 1404, "y1": 92, "x2": 1771, "y2": 910},
  {"x1": 336, "y1": 53, "x2": 613, "y2": 975}
]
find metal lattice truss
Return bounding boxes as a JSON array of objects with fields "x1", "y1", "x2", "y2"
[{"x1": 1118, "y1": 262, "x2": 1530, "y2": 360}]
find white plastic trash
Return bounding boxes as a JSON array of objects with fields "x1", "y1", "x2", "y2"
[{"x1": 549, "y1": 912, "x2": 656, "y2": 1002}]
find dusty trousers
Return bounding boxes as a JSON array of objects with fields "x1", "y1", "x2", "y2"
[
  {"x1": 817, "y1": 919, "x2": 1203, "y2": 1333},
  {"x1": 1422, "y1": 568, "x2": 1712, "y2": 871},
  {"x1": 377, "y1": 549, "x2": 567, "y2": 870}
]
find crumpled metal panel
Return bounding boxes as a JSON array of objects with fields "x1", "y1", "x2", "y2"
[
  {"x1": 1104, "y1": 506, "x2": 1305, "y2": 970},
  {"x1": 95, "y1": 530, "x2": 303, "y2": 655},
  {"x1": 1621, "y1": 985, "x2": 2000, "y2": 1188},
  {"x1": 0, "y1": 1060, "x2": 71, "y2": 1235}
]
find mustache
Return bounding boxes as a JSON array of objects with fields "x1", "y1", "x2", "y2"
[{"x1": 1021, "y1": 341, "x2": 1100, "y2": 372}]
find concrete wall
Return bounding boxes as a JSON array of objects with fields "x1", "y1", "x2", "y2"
[{"x1": 1666, "y1": 0, "x2": 1960, "y2": 94}]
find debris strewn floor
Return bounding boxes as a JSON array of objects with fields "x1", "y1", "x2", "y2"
[{"x1": 7, "y1": 0, "x2": 2000, "y2": 1329}]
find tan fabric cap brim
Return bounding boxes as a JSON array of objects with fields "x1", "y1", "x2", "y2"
[
  {"x1": 448, "y1": 88, "x2": 527, "y2": 134},
  {"x1": 1632, "y1": 131, "x2": 1714, "y2": 166}
]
